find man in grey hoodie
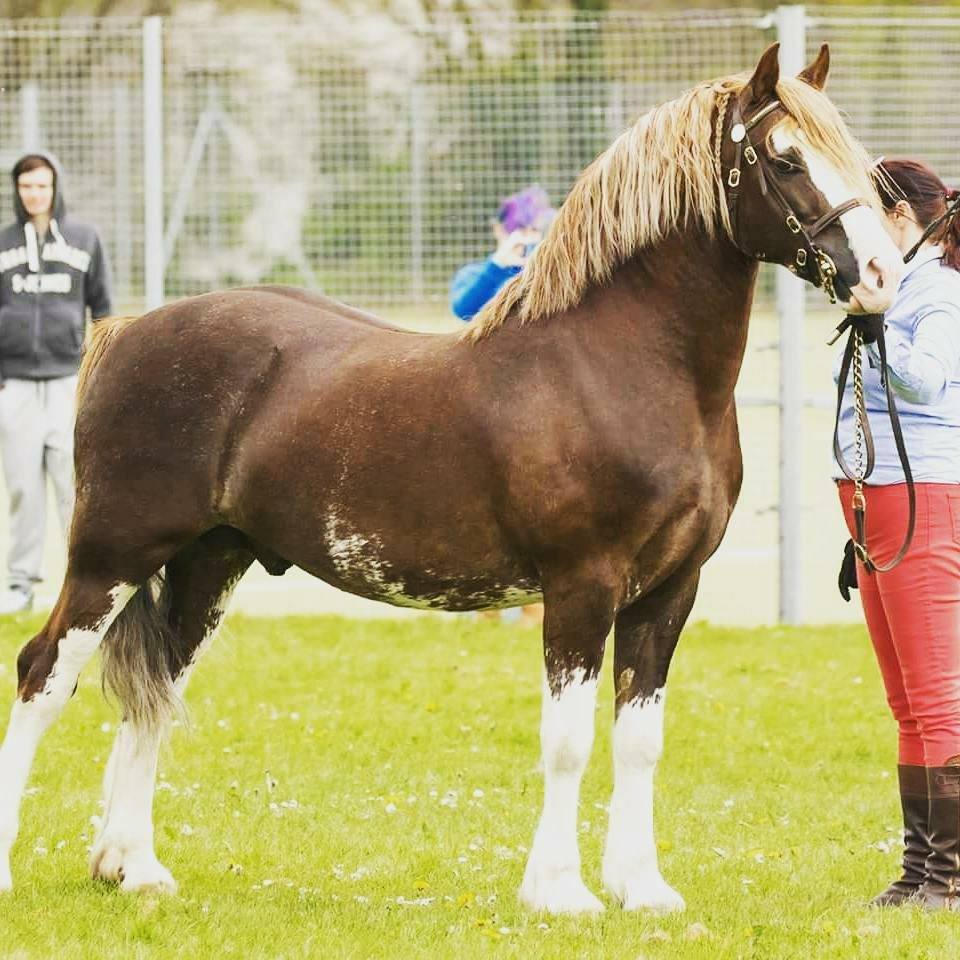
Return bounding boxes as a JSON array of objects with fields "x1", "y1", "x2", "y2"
[{"x1": 0, "y1": 152, "x2": 112, "y2": 613}]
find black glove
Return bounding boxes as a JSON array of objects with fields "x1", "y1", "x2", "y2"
[
  {"x1": 847, "y1": 313, "x2": 885, "y2": 346},
  {"x1": 838, "y1": 538, "x2": 858, "y2": 601}
]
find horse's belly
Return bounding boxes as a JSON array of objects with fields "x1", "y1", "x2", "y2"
[
  {"x1": 353, "y1": 578, "x2": 542, "y2": 612},
  {"x1": 317, "y1": 510, "x2": 541, "y2": 612}
]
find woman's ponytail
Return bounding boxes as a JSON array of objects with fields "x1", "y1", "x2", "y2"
[{"x1": 941, "y1": 187, "x2": 960, "y2": 272}]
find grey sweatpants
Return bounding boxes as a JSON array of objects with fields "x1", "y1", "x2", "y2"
[{"x1": 0, "y1": 376, "x2": 76, "y2": 590}]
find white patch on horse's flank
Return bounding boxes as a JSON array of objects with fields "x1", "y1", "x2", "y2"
[
  {"x1": 325, "y1": 509, "x2": 414, "y2": 600},
  {"x1": 771, "y1": 126, "x2": 881, "y2": 275},
  {"x1": 520, "y1": 668, "x2": 604, "y2": 914},
  {"x1": 324, "y1": 509, "x2": 542, "y2": 611},
  {"x1": 0, "y1": 582, "x2": 135, "y2": 893},
  {"x1": 602, "y1": 687, "x2": 684, "y2": 913}
]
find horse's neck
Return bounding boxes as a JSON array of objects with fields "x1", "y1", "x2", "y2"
[{"x1": 578, "y1": 230, "x2": 758, "y2": 414}]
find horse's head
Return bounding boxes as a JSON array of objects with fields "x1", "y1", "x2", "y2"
[{"x1": 722, "y1": 43, "x2": 901, "y2": 314}]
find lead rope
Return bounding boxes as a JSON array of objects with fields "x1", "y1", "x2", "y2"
[
  {"x1": 833, "y1": 313, "x2": 916, "y2": 579},
  {"x1": 850, "y1": 327, "x2": 868, "y2": 542}
]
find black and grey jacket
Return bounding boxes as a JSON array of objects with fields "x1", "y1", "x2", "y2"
[{"x1": 0, "y1": 152, "x2": 112, "y2": 380}]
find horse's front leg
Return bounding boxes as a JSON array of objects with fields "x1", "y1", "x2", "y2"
[
  {"x1": 602, "y1": 567, "x2": 699, "y2": 913},
  {"x1": 519, "y1": 577, "x2": 615, "y2": 915}
]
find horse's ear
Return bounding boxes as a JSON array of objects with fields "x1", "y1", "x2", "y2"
[
  {"x1": 743, "y1": 43, "x2": 780, "y2": 109},
  {"x1": 798, "y1": 43, "x2": 830, "y2": 90}
]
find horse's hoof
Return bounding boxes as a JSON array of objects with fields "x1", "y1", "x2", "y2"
[
  {"x1": 91, "y1": 843, "x2": 176, "y2": 894},
  {"x1": 604, "y1": 865, "x2": 685, "y2": 913},
  {"x1": 519, "y1": 868, "x2": 604, "y2": 915},
  {"x1": 120, "y1": 858, "x2": 177, "y2": 895}
]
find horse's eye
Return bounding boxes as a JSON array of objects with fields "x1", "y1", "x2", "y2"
[{"x1": 773, "y1": 156, "x2": 801, "y2": 175}]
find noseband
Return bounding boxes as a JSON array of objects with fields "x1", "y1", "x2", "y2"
[{"x1": 719, "y1": 97, "x2": 864, "y2": 303}]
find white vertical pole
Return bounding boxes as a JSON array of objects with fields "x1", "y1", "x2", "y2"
[
  {"x1": 410, "y1": 85, "x2": 425, "y2": 303},
  {"x1": 776, "y1": 5, "x2": 806, "y2": 625},
  {"x1": 143, "y1": 16, "x2": 164, "y2": 311},
  {"x1": 20, "y1": 83, "x2": 40, "y2": 152}
]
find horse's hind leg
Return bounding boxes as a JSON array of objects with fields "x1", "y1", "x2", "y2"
[
  {"x1": 519, "y1": 572, "x2": 616, "y2": 914},
  {"x1": 90, "y1": 530, "x2": 253, "y2": 892},
  {"x1": 601, "y1": 565, "x2": 699, "y2": 913},
  {"x1": 0, "y1": 575, "x2": 136, "y2": 892}
]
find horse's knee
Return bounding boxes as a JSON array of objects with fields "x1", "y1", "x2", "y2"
[
  {"x1": 613, "y1": 691, "x2": 664, "y2": 770},
  {"x1": 15, "y1": 634, "x2": 57, "y2": 701}
]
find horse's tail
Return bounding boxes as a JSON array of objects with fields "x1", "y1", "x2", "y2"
[
  {"x1": 101, "y1": 574, "x2": 187, "y2": 734},
  {"x1": 76, "y1": 314, "x2": 183, "y2": 731},
  {"x1": 77, "y1": 315, "x2": 139, "y2": 408}
]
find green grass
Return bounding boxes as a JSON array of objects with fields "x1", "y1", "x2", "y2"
[{"x1": 0, "y1": 614, "x2": 957, "y2": 958}]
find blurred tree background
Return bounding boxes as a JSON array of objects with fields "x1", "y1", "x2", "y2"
[{"x1": 0, "y1": 0, "x2": 954, "y2": 18}]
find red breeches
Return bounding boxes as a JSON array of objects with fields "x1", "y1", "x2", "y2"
[{"x1": 839, "y1": 481, "x2": 960, "y2": 766}]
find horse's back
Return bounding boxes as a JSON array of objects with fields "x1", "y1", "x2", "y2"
[{"x1": 73, "y1": 291, "x2": 390, "y2": 497}]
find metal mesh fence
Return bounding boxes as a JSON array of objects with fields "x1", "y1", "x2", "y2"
[
  {"x1": 0, "y1": 18, "x2": 144, "y2": 308},
  {"x1": 1, "y1": 8, "x2": 959, "y2": 621},
  {"x1": 161, "y1": 10, "x2": 772, "y2": 306},
  {"x1": 0, "y1": 9, "x2": 956, "y2": 311}
]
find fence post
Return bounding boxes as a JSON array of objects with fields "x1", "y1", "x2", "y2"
[
  {"x1": 410, "y1": 84, "x2": 425, "y2": 304},
  {"x1": 776, "y1": 5, "x2": 806, "y2": 625},
  {"x1": 143, "y1": 16, "x2": 164, "y2": 311},
  {"x1": 20, "y1": 83, "x2": 39, "y2": 151}
]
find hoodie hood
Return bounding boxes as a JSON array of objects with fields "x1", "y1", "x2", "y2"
[{"x1": 11, "y1": 150, "x2": 66, "y2": 225}]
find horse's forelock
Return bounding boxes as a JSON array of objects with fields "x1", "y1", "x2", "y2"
[{"x1": 772, "y1": 77, "x2": 882, "y2": 216}]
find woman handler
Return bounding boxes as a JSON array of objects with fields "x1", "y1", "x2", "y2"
[{"x1": 836, "y1": 158, "x2": 960, "y2": 911}]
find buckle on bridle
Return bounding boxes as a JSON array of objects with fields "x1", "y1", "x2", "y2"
[
  {"x1": 796, "y1": 248, "x2": 807, "y2": 268},
  {"x1": 744, "y1": 146, "x2": 758, "y2": 166},
  {"x1": 727, "y1": 168, "x2": 741, "y2": 188},
  {"x1": 815, "y1": 248, "x2": 839, "y2": 304},
  {"x1": 786, "y1": 215, "x2": 801, "y2": 234}
]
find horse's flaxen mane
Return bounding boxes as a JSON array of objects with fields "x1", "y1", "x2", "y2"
[
  {"x1": 77, "y1": 315, "x2": 139, "y2": 406},
  {"x1": 466, "y1": 73, "x2": 881, "y2": 341}
]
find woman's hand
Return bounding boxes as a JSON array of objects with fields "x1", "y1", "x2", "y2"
[{"x1": 491, "y1": 228, "x2": 542, "y2": 268}]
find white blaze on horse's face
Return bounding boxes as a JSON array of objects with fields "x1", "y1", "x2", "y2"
[{"x1": 771, "y1": 126, "x2": 903, "y2": 313}]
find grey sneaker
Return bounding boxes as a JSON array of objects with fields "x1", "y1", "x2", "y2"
[{"x1": 0, "y1": 586, "x2": 32, "y2": 615}]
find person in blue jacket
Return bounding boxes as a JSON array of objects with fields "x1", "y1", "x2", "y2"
[{"x1": 450, "y1": 186, "x2": 555, "y2": 322}]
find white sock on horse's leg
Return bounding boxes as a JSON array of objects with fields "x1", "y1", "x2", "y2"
[
  {"x1": 602, "y1": 688, "x2": 684, "y2": 912},
  {"x1": 520, "y1": 669, "x2": 603, "y2": 914},
  {"x1": 0, "y1": 583, "x2": 135, "y2": 892},
  {"x1": 91, "y1": 580, "x2": 235, "y2": 894},
  {"x1": 89, "y1": 720, "x2": 174, "y2": 892}
]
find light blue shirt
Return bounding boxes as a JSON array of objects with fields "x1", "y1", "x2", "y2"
[{"x1": 833, "y1": 245, "x2": 960, "y2": 485}]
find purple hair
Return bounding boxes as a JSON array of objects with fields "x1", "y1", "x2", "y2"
[{"x1": 496, "y1": 186, "x2": 555, "y2": 233}]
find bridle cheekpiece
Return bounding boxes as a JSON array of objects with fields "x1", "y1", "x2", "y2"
[{"x1": 721, "y1": 96, "x2": 864, "y2": 304}]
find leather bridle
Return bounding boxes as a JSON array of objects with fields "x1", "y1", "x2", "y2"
[
  {"x1": 720, "y1": 96, "x2": 865, "y2": 303},
  {"x1": 718, "y1": 96, "x2": 918, "y2": 580}
]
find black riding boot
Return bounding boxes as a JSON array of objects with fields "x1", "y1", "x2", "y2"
[
  {"x1": 871, "y1": 764, "x2": 930, "y2": 907},
  {"x1": 918, "y1": 765, "x2": 960, "y2": 911}
]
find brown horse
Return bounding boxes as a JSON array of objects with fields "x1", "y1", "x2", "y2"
[{"x1": 0, "y1": 44, "x2": 901, "y2": 912}]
